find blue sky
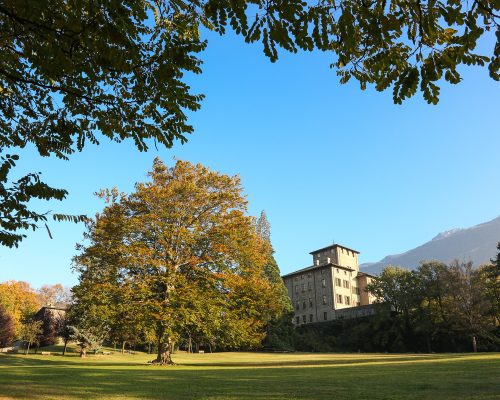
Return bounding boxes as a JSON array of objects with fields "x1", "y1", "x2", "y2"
[{"x1": 1, "y1": 30, "x2": 499, "y2": 288}]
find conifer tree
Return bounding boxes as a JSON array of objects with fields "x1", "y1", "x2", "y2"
[{"x1": 256, "y1": 211, "x2": 295, "y2": 350}]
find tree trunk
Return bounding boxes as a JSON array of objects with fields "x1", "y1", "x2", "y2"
[
  {"x1": 472, "y1": 336, "x2": 477, "y2": 353},
  {"x1": 188, "y1": 336, "x2": 192, "y2": 353},
  {"x1": 25, "y1": 342, "x2": 30, "y2": 355},
  {"x1": 426, "y1": 334, "x2": 432, "y2": 353},
  {"x1": 121, "y1": 341, "x2": 126, "y2": 354},
  {"x1": 62, "y1": 339, "x2": 68, "y2": 356},
  {"x1": 80, "y1": 348, "x2": 86, "y2": 358},
  {"x1": 154, "y1": 337, "x2": 174, "y2": 365},
  {"x1": 148, "y1": 342, "x2": 151, "y2": 354}
]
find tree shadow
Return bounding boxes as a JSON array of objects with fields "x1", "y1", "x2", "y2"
[{"x1": 0, "y1": 353, "x2": 497, "y2": 400}]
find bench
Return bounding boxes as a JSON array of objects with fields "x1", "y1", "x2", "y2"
[
  {"x1": 102, "y1": 351, "x2": 112, "y2": 355},
  {"x1": 198, "y1": 350, "x2": 205, "y2": 354},
  {"x1": 41, "y1": 351, "x2": 51, "y2": 355}
]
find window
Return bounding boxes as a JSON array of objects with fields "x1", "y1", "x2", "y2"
[
  {"x1": 336, "y1": 268, "x2": 339, "y2": 273},
  {"x1": 356, "y1": 302, "x2": 361, "y2": 307},
  {"x1": 301, "y1": 284, "x2": 305, "y2": 292},
  {"x1": 323, "y1": 312, "x2": 328, "y2": 321},
  {"x1": 309, "y1": 298, "x2": 313, "y2": 307},
  {"x1": 295, "y1": 285, "x2": 299, "y2": 293},
  {"x1": 343, "y1": 280, "x2": 350, "y2": 289},
  {"x1": 321, "y1": 269, "x2": 324, "y2": 275},
  {"x1": 321, "y1": 279, "x2": 326, "y2": 288},
  {"x1": 322, "y1": 295, "x2": 327, "y2": 305},
  {"x1": 302, "y1": 301, "x2": 306, "y2": 309},
  {"x1": 309, "y1": 314, "x2": 313, "y2": 323},
  {"x1": 356, "y1": 287, "x2": 361, "y2": 295},
  {"x1": 302, "y1": 315, "x2": 306, "y2": 323},
  {"x1": 345, "y1": 296, "x2": 351, "y2": 305},
  {"x1": 295, "y1": 276, "x2": 299, "y2": 281},
  {"x1": 337, "y1": 294, "x2": 343, "y2": 304},
  {"x1": 296, "y1": 316, "x2": 300, "y2": 324},
  {"x1": 295, "y1": 302, "x2": 300, "y2": 310},
  {"x1": 344, "y1": 270, "x2": 347, "y2": 275},
  {"x1": 308, "y1": 282, "x2": 312, "y2": 291},
  {"x1": 307, "y1": 273, "x2": 312, "y2": 278},
  {"x1": 335, "y1": 278, "x2": 341, "y2": 287}
]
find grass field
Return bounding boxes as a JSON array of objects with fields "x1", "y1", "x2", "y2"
[{"x1": 1, "y1": 347, "x2": 499, "y2": 400}]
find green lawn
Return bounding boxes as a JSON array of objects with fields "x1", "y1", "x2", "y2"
[{"x1": 1, "y1": 348, "x2": 499, "y2": 399}]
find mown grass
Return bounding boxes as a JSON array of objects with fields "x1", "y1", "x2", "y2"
[{"x1": 0, "y1": 347, "x2": 499, "y2": 400}]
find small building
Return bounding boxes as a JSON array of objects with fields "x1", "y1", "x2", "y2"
[
  {"x1": 35, "y1": 303, "x2": 70, "y2": 322},
  {"x1": 282, "y1": 244, "x2": 376, "y2": 325}
]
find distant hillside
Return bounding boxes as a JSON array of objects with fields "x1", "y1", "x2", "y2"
[{"x1": 360, "y1": 216, "x2": 500, "y2": 275}]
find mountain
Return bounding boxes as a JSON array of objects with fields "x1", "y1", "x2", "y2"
[{"x1": 360, "y1": 216, "x2": 500, "y2": 275}]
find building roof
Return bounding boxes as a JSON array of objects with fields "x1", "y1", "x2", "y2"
[
  {"x1": 357, "y1": 271, "x2": 378, "y2": 279},
  {"x1": 309, "y1": 243, "x2": 360, "y2": 255},
  {"x1": 282, "y1": 262, "x2": 355, "y2": 279},
  {"x1": 40, "y1": 303, "x2": 70, "y2": 311}
]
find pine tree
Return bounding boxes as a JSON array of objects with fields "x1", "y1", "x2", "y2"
[{"x1": 256, "y1": 211, "x2": 295, "y2": 350}]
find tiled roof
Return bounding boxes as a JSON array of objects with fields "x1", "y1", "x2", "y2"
[{"x1": 309, "y1": 243, "x2": 360, "y2": 255}]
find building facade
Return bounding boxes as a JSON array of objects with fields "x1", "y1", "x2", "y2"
[{"x1": 282, "y1": 244, "x2": 376, "y2": 325}]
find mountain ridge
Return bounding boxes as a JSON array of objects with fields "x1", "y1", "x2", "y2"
[{"x1": 360, "y1": 215, "x2": 500, "y2": 275}]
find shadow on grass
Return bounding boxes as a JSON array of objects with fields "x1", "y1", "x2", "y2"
[
  {"x1": 0, "y1": 353, "x2": 467, "y2": 369},
  {"x1": 0, "y1": 354, "x2": 498, "y2": 400}
]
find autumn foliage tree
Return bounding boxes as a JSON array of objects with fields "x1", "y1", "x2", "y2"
[
  {"x1": 73, "y1": 159, "x2": 283, "y2": 364},
  {"x1": 37, "y1": 284, "x2": 72, "y2": 306},
  {"x1": 0, "y1": 281, "x2": 40, "y2": 336}
]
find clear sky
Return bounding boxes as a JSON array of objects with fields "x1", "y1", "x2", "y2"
[{"x1": 0, "y1": 29, "x2": 499, "y2": 288}]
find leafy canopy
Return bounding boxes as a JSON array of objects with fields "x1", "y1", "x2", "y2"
[
  {"x1": 72, "y1": 159, "x2": 283, "y2": 364},
  {"x1": 1, "y1": 0, "x2": 498, "y2": 247}
]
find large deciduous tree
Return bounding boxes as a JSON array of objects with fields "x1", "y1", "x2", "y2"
[
  {"x1": 1, "y1": 1, "x2": 498, "y2": 247},
  {"x1": 73, "y1": 159, "x2": 281, "y2": 364}
]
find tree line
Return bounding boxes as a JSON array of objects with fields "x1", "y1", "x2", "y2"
[
  {"x1": 0, "y1": 281, "x2": 72, "y2": 352},
  {"x1": 294, "y1": 250, "x2": 500, "y2": 353},
  {"x1": 1, "y1": 159, "x2": 498, "y2": 357}
]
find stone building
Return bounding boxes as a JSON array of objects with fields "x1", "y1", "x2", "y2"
[{"x1": 282, "y1": 244, "x2": 376, "y2": 325}]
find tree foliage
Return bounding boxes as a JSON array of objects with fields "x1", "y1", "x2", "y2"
[
  {"x1": 367, "y1": 260, "x2": 499, "y2": 352},
  {"x1": 0, "y1": 305, "x2": 15, "y2": 347},
  {"x1": 0, "y1": 153, "x2": 87, "y2": 247},
  {"x1": 68, "y1": 325, "x2": 108, "y2": 358},
  {"x1": 37, "y1": 283, "x2": 72, "y2": 306},
  {"x1": 0, "y1": 280, "x2": 40, "y2": 335},
  {"x1": 19, "y1": 319, "x2": 43, "y2": 354},
  {"x1": 255, "y1": 211, "x2": 295, "y2": 350},
  {"x1": 1, "y1": 0, "x2": 498, "y2": 246},
  {"x1": 481, "y1": 242, "x2": 500, "y2": 321},
  {"x1": 72, "y1": 159, "x2": 283, "y2": 364}
]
